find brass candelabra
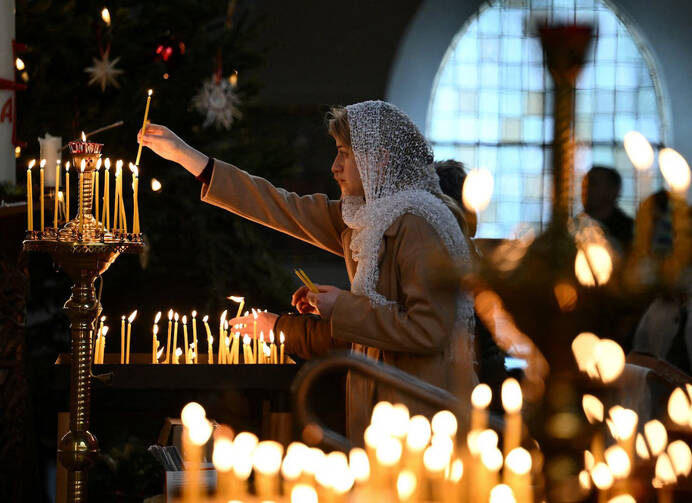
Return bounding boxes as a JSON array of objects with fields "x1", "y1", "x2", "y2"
[{"x1": 23, "y1": 138, "x2": 143, "y2": 503}]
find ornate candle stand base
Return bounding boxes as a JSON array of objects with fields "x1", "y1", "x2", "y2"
[{"x1": 23, "y1": 238, "x2": 142, "y2": 502}]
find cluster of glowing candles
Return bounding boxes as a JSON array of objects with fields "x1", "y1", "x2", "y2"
[
  {"x1": 25, "y1": 151, "x2": 141, "y2": 234},
  {"x1": 91, "y1": 296, "x2": 287, "y2": 366},
  {"x1": 572, "y1": 332, "x2": 692, "y2": 503},
  {"x1": 176, "y1": 379, "x2": 529, "y2": 503}
]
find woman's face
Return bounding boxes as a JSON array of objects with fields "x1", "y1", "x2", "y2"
[{"x1": 331, "y1": 138, "x2": 364, "y2": 197}]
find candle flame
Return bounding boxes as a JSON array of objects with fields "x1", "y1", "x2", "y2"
[
  {"x1": 595, "y1": 339, "x2": 625, "y2": 383},
  {"x1": 156, "y1": 347, "x2": 164, "y2": 359},
  {"x1": 28, "y1": 159, "x2": 35, "y2": 169},
  {"x1": 349, "y1": 447, "x2": 370, "y2": 483},
  {"x1": 582, "y1": 394, "x2": 604, "y2": 423},
  {"x1": 659, "y1": 147, "x2": 691, "y2": 192},
  {"x1": 150, "y1": 178, "x2": 162, "y2": 191},
  {"x1": 607, "y1": 406, "x2": 638, "y2": 441},
  {"x1": 259, "y1": 331, "x2": 265, "y2": 342},
  {"x1": 252, "y1": 308, "x2": 258, "y2": 319},
  {"x1": 406, "y1": 415, "x2": 431, "y2": 451},
  {"x1": 462, "y1": 168, "x2": 494, "y2": 212},
  {"x1": 58, "y1": 191, "x2": 64, "y2": 201},
  {"x1": 655, "y1": 453, "x2": 677, "y2": 485},
  {"x1": 291, "y1": 484, "x2": 318, "y2": 503},
  {"x1": 100, "y1": 315, "x2": 106, "y2": 322},
  {"x1": 168, "y1": 309, "x2": 173, "y2": 320},
  {"x1": 431, "y1": 410, "x2": 458, "y2": 437},
  {"x1": 116, "y1": 159, "x2": 123, "y2": 172},
  {"x1": 477, "y1": 429, "x2": 499, "y2": 451},
  {"x1": 101, "y1": 326, "x2": 109, "y2": 336},
  {"x1": 575, "y1": 243, "x2": 612, "y2": 286},
  {"x1": 253, "y1": 440, "x2": 284, "y2": 475},
  {"x1": 505, "y1": 447, "x2": 532, "y2": 475},
  {"x1": 154, "y1": 311, "x2": 162, "y2": 323},
  {"x1": 572, "y1": 332, "x2": 600, "y2": 376},
  {"x1": 40, "y1": 159, "x2": 46, "y2": 168},
  {"x1": 396, "y1": 470, "x2": 417, "y2": 500},
  {"x1": 96, "y1": 158, "x2": 102, "y2": 170},
  {"x1": 471, "y1": 383, "x2": 492, "y2": 409},
  {"x1": 624, "y1": 131, "x2": 654, "y2": 171},
  {"x1": 644, "y1": 420, "x2": 668, "y2": 456},
  {"x1": 578, "y1": 470, "x2": 591, "y2": 490},
  {"x1": 202, "y1": 315, "x2": 209, "y2": 323},
  {"x1": 668, "y1": 387, "x2": 691, "y2": 426},
  {"x1": 15, "y1": 57, "x2": 24, "y2": 71},
  {"x1": 153, "y1": 325, "x2": 159, "y2": 335},
  {"x1": 489, "y1": 484, "x2": 515, "y2": 503},
  {"x1": 147, "y1": 89, "x2": 153, "y2": 97},
  {"x1": 604, "y1": 445, "x2": 631, "y2": 478},
  {"x1": 104, "y1": 158, "x2": 111, "y2": 170},
  {"x1": 636, "y1": 433, "x2": 651, "y2": 460},
  {"x1": 590, "y1": 462, "x2": 614, "y2": 490},
  {"x1": 191, "y1": 310, "x2": 197, "y2": 318},
  {"x1": 121, "y1": 315, "x2": 126, "y2": 320},
  {"x1": 130, "y1": 163, "x2": 138, "y2": 177},
  {"x1": 209, "y1": 336, "x2": 214, "y2": 344},
  {"x1": 220, "y1": 309, "x2": 228, "y2": 324},
  {"x1": 376, "y1": 437, "x2": 403, "y2": 467},
  {"x1": 228, "y1": 295, "x2": 244, "y2": 303},
  {"x1": 501, "y1": 377, "x2": 523, "y2": 414},
  {"x1": 174, "y1": 312, "x2": 179, "y2": 321},
  {"x1": 243, "y1": 334, "x2": 251, "y2": 345},
  {"x1": 65, "y1": 161, "x2": 70, "y2": 171},
  {"x1": 668, "y1": 440, "x2": 692, "y2": 477},
  {"x1": 263, "y1": 344, "x2": 271, "y2": 357},
  {"x1": 584, "y1": 450, "x2": 595, "y2": 470},
  {"x1": 280, "y1": 331, "x2": 285, "y2": 344},
  {"x1": 81, "y1": 132, "x2": 86, "y2": 141},
  {"x1": 80, "y1": 159, "x2": 86, "y2": 172},
  {"x1": 101, "y1": 7, "x2": 111, "y2": 26},
  {"x1": 212, "y1": 437, "x2": 234, "y2": 472},
  {"x1": 175, "y1": 347, "x2": 182, "y2": 356},
  {"x1": 480, "y1": 447, "x2": 503, "y2": 471},
  {"x1": 128, "y1": 310, "x2": 137, "y2": 323},
  {"x1": 182, "y1": 315, "x2": 187, "y2": 324},
  {"x1": 269, "y1": 330, "x2": 275, "y2": 344},
  {"x1": 224, "y1": 320, "x2": 228, "y2": 330}
]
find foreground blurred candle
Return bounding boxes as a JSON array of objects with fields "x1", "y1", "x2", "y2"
[
  {"x1": 502, "y1": 378, "x2": 523, "y2": 456},
  {"x1": 39, "y1": 159, "x2": 45, "y2": 231},
  {"x1": 471, "y1": 383, "x2": 492, "y2": 431},
  {"x1": 504, "y1": 447, "x2": 532, "y2": 503},
  {"x1": 126, "y1": 310, "x2": 137, "y2": 364},
  {"x1": 212, "y1": 426, "x2": 235, "y2": 500},
  {"x1": 180, "y1": 402, "x2": 211, "y2": 503},
  {"x1": 26, "y1": 160, "x2": 35, "y2": 230},
  {"x1": 253, "y1": 440, "x2": 284, "y2": 500}
]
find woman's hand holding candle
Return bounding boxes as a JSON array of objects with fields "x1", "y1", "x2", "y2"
[
  {"x1": 305, "y1": 284, "x2": 346, "y2": 319},
  {"x1": 228, "y1": 311, "x2": 278, "y2": 340}
]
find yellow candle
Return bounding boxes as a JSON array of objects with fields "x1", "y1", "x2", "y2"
[
  {"x1": 118, "y1": 164, "x2": 127, "y2": 233},
  {"x1": 258, "y1": 332, "x2": 265, "y2": 364},
  {"x1": 54, "y1": 160, "x2": 61, "y2": 228},
  {"x1": 191, "y1": 311, "x2": 198, "y2": 364},
  {"x1": 39, "y1": 159, "x2": 45, "y2": 231},
  {"x1": 165, "y1": 309, "x2": 173, "y2": 363},
  {"x1": 130, "y1": 163, "x2": 140, "y2": 234},
  {"x1": 203, "y1": 315, "x2": 213, "y2": 364},
  {"x1": 269, "y1": 330, "x2": 277, "y2": 364},
  {"x1": 102, "y1": 159, "x2": 110, "y2": 230},
  {"x1": 243, "y1": 335, "x2": 252, "y2": 364},
  {"x1": 182, "y1": 315, "x2": 189, "y2": 364},
  {"x1": 26, "y1": 160, "x2": 34, "y2": 231},
  {"x1": 502, "y1": 378, "x2": 523, "y2": 457},
  {"x1": 280, "y1": 331, "x2": 285, "y2": 364},
  {"x1": 79, "y1": 160, "x2": 85, "y2": 235},
  {"x1": 228, "y1": 295, "x2": 245, "y2": 319},
  {"x1": 65, "y1": 162, "x2": 70, "y2": 222},
  {"x1": 252, "y1": 309, "x2": 258, "y2": 362},
  {"x1": 135, "y1": 89, "x2": 153, "y2": 166},
  {"x1": 174, "y1": 347, "x2": 182, "y2": 364},
  {"x1": 126, "y1": 310, "x2": 137, "y2": 364},
  {"x1": 120, "y1": 315, "x2": 126, "y2": 364},
  {"x1": 224, "y1": 320, "x2": 230, "y2": 365},
  {"x1": 152, "y1": 325, "x2": 159, "y2": 364},
  {"x1": 97, "y1": 315, "x2": 106, "y2": 349},
  {"x1": 172, "y1": 312, "x2": 179, "y2": 364},
  {"x1": 94, "y1": 158, "x2": 101, "y2": 223},
  {"x1": 233, "y1": 331, "x2": 240, "y2": 364},
  {"x1": 219, "y1": 310, "x2": 228, "y2": 364},
  {"x1": 99, "y1": 326, "x2": 108, "y2": 364},
  {"x1": 113, "y1": 160, "x2": 122, "y2": 231},
  {"x1": 152, "y1": 311, "x2": 161, "y2": 364}
]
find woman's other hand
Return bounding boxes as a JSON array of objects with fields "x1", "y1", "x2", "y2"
[
  {"x1": 305, "y1": 284, "x2": 345, "y2": 319},
  {"x1": 291, "y1": 285, "x2": 318, "y2": 314},
  {"x1": 228, "y1": 311, "x2": 279, "y2": 339},
  {"x1": 137, "y1": 124, "x2": 207, "y2": 177}
]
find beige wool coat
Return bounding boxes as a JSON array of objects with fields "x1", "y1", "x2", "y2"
[{"x1": 201, "y1": 160, "x2": 470, "y2": 442}]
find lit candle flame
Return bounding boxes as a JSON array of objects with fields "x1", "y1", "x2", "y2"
[
  {"x1": 659, "y1": 147, "x2": 691, "y2": 193},
  {"x1": 607, "y1": 406, "x2": 638, "y2": 441},
  {"x1": 472, "y1": 383, "x2": 492, "y2": 409},
  {"x1": 65, "y1": 161, "x2": 70, "y2": 171},
  {"x1": 174, "y1": 312, "x2": 179, "y2": 321},
  {"x1": 28, "y1": 159, "x2": 36, "y2": 170},
  {"x1": 462, "y1": 168, "x2": 494, "y2": 212},
  {"x1": 501, "y1": 377, "x2": 523, "y2": 414},
  {"x1": 182, "y1": 315, "x2": 187, "y2": 324},
  {"x1": 157, "y1": 346, "x2": 164, "y2": 359},
  {"x1": 80, "y1": 159, "x2": 86, "y2": 173},
  {"x1": 128, "y1": 310, "x2": 137, "y2": 323},
  {"x1": 154, "y1": 311, "x2": 162, "y2": 324},
  {"x1": 406, "y1": 415, "x2": 431, "y2": 451},
  {"x1": 243, "y1": 334, "x2": 251, "y2": 345},
  {"x1": 575, "y1": 244, "x2": 612, "y2": 286},
  {"x1": 40, "y1": 159, "x2": 46, "y2": 168},
  {"x1": 505, "y1": 447, "x2": 531, "y2": 475},
  {"x1": 191, "y1": 310, "x2": 197, "y2": 318},
  {"x1": 667, "y1": 440, "x2": 692, "y2": 477},
  {"x1": 220, "y1": 309, "x2": 228, "y2": 324},
  {"x1": 269, "y1": 330, "x2": 275, "y2": 344},
  {"x1": 101, "y1": 326, "x2": 109, "y2": 337},
  {"x1": 228, "y1": 295, "x2": 244, "y2": 302},
  {"x1": 280, "y1": 331, "x2": 285, "y2": 344},
  {"x1": 129, "y1": 163, "x2": 138, "y2": 177},
  {"x1": 582, "y1": 394, "x2": 604, "y2": 423},
  {"x1": 655, "y1": 452, "x2": 677, "y2": 485},
  {"x1": 100, "y1": 315, "x2": 106, "y2": 322},
  {"x1": 150, "y1": 178, "x2": 162, "y2": 191},
  {"x1": 96, "y1": 158, "x2": 102, "y2": 170},
  {"x1": 15, "y1": 58, "x2": 24, "y2": 71},
  {"x1": 604, "y1": 445, "x2": 631, "y2": 478},
  {"x1": 81, "y1": 131, "x2": 86, "y2": 142},
  {"x1": 147, "y1": 89, "x2": 153, "y2": 97},
  {"x1": 153, "y1": 325, "x2": 159, "y2": 336},
  {"x1": 668, "y1": 387, "x2": 691, "y2": 426},
  {"x1": 590, "y1": 462, "x2": 614, "y2": 490},
  {"x1": 104, "y1": 158, "x2": 111, "y2": 170},
  {"x1": 624, "y1": 131, "x2": 654, "y2": 171},
  {"x1": 489, "y1": 484, "x2": 515, "y2": 503},
  {"x1": 431, "y1": 410, "x2": 457, "y2": 437},
  {"x1": 396, "y1": 470, "x2": 417, "y2": 501},
  {"x1": 101, "y1": 7, "x2": 111, "y2": 26},
  {"x1": 168, "y1": 309, "x2": 174, "y2": 320},
  {"x1": 644, "y1": 420, "x2": 668, "y2": 456}
]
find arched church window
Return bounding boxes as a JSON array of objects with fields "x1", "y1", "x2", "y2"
[{"x1": 427, "y1": 0, "x2": 667, "y2": 238}]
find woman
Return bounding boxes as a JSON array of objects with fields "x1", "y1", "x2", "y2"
[{"x1": 139, "y1": 100, "x2": 476, "y2": 440}]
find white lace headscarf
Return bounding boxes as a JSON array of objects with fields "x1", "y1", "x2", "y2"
[{"x1": 341, "y1": 100, "x2": 477, "y2": 415}]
